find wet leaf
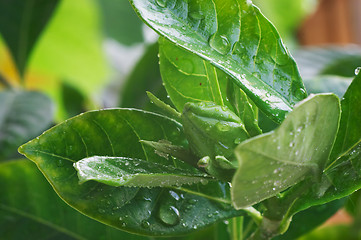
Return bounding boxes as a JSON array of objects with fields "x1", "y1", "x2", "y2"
[
  {"x1": 130, "y1": 0, "x2": 307, "y2": 123},
  {"x1": 19, "y1": 109, "x2": 241, "y2": 236},
  {"x1": 74, "y1": 156, "x2": 211, "y2": 187},
  {"x1": 231, "y1": 94, "x2": 340, "y2": 208}
]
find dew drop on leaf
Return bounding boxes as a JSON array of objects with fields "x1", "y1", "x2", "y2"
[
  {"x1": 155, "y1": 0, "x2": 167, "y2": 7},
  {"x1": 158, "y1": 205, "x2": 180, "y2": 226},
  {"x1": 189, "y1": 11, "x2": 205, "y2": 20},
  {"x1": 294, "y1": 88, "x2": 307, "y2": 100},
  {"x1": 355, "y1": 67, "x2": 361, "y2": 76},
  {"x1": 141, "y1": 220, "x2": 151, "y2": 229},
  {"x1": 209, "y1": 34, "x2": 231, "y2": 55}
]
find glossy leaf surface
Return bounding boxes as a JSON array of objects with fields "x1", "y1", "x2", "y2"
[
  {"x1": 231, "y1": 94, "x2": 340, "y2": 208},
  {"x1": 75, "y1": 156, "x2": 211, "y2": 187},
  {"x1": 330, "y1": 73, "x2": 361, "y2": 161},
  {"x1": 0, "y1": 160, "x2": 146, "y2": 240},
  {"x1": 0, "y1": 91, "x2": 54, "y2": 160},
  {"x1": 130, "y1": 0, "x2": 307, "y2": 122},
  {"x1": 286, "y1": 142, "x2": 361, "y2": 216},
  {"x1": 19, "y1": 109, "x2": 241, "y2": 236},
  {"x1": 0, "y1": 0, "x2": 59, "y2": 75}
]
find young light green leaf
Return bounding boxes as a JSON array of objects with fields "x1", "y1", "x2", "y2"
[
  {"x1": 159, "y1": 37, "x2": 231, "y2": 110},
  {"x1": 227, "y1": 79, "x2": 262, "y2": 137},
  {"x1": 0, "y1": 91, "x2": 54, "y2": 160},
  {"x1": 130, "y1": 0, "x2": 307, "y2": 122},
  {"x1": 74, "y1": 156, "x2": 211, "y2": 187},
  {"x1": 182, "y1": 102, "x2": 249, "y2": 160},
  {"x1": 159, "y1": 38, "x2": 261, "y2": 135},
  {"x1": 329, "y1": 73, "x2": 361, "y2": 162},
  {"x1": 0, "y1": 0, "x2": 59, "y2": 76},
  {"x1": 231, "y1": 94, "x2": 340, "y2": 209},
  {"x1": 19, "y1": 109, "x2": 241, "y2": 236}
]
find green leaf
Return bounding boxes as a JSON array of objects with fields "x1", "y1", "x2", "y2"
[
  {"x1": 129, "y1": 0, "x2": 307, "y2": 123},
  {"x1": 159, "y1": 38, "x2": 260, "y2": 136},
  {"x1": 61, "y1": 82, "x2": 86, "y2": 118},
  {"x1": 0, "y1": 90, "x2": 54, "y2": 160},
  {"x1": 231, "y1": 94, "x2": 340, "y2": 209},
  {"x1": 120, "y1": 43, "x2": 162, "y2": 108},
  {"x1": 0, "y1": 0, "x2": 59, "y2": 76},
  {"x1": 285, "y1": 142, "x2": 361, "y2": 216},
  {"x1": 274, "y1": 199, "x2": 345, "y2": 240},
  {"x1": 321, "y1": 56, "x2": 361, "y2": 78},
  {"x1": 74, "y1": 156, "x2": 211, "y2": 187},
  {"x1": 0, "y1": 160, "x2": 147, "y2": 240},
  {"x1": 96, "y1": 0, "x2": 144, "y2": 45},
  {"x1": 19, "y1": 109, "x2": 241, "y2": 236},
  {"x1": 227, "y1": 80, "x2": 262, "y2": 137},
  {"x1": 329, "y1": 73, "x2": 361, "y2": 162},
  {"x1": 159, "y1": 37, "x2": 231, "y2": 110},
  {"x1": 304, "y1": 76, "x2": 351, "y2": 98}
]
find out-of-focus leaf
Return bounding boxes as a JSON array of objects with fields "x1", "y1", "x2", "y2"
[
  {"x1": 0, "y1": 0, "x2": 59, "y2": 76},
  {"x1": 231, "y1": 94, "x2": 340, "y2": 208},
  {"x1": 28, "y1": 0, "x2": 109, "y2": 102},
  {"x1": 0, "y1": 91, "x2": 53, "y2": 160},
  {"x1": 275, "y1": 199, "x2": 345, "y2": 240},
  {"x1": 252, "y1": 0, "x2": 317, "y2": 43},
  {"x1": 120, "y1": 42, "x2": 162, "y2": 108},
  {"x1": 61, "y1": 82, "x2": 86, "y2": 118},
  {"x1": 0, "y1": 160, "x2": 147, "y2": 240},
  {"x1": 96, "y1": 0, "x2": 143, "y2": 45},
  {"x1": 129, "y1": 0, "x2": 307, "y2": 123},
  {"x1": 321, "y1": 56, "x2": 361, "y2": 78},
  {"x1": 304, "y1": 76, "x2": 351, "y2": 98},
  {"x1": 19, "y1": 109, "x2": 242, "y2": 236},
  {"x1": 297, "y1": 225, "x2": 358, "y2": 240}
]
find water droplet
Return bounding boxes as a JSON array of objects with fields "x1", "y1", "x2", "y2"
[
  {"x1": 355, "y1": 67, "x2": 361, "y2": 75},
  {"x1": 294, "y1": 88, "x2": 307, "y2": 100},
  {"x1": 200, "y1": 179, "x2": 208, "y2": 185},
  {"x1": 141, "y1": 220, "x2": 150, "y2": 229},
  {"x1": 98, "y1": 208, "x2": 105, "y2": 213},
  {"x1": 289, "y1": 141, "x2": 295, "y2": 148},
  {"x1": 209, "y1": 34, "x2": 231, "y2": 55},
  {"x1": 158, "y1": 205, "x2": 180, "y2": 226},
  {"x1": 234, "y1": 138, "x2": 242, "y2": 144},
  {"x1": 189, "y1": 11, "x2": 205, "y2": 20},
  {"x1": 241, "y1": 74, "x2": 246, "y2": 79},
  {"x1": 215, "y1": 122, "x2": 231, "y2": 132},
  {"x1": 155, "y1": 0, "x2": 167, "y2": 7},
  {"x1": 169, "y1": 191, "x2": 180, "y2": 201}
]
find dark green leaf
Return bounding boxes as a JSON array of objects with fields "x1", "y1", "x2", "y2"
[
  {"x1": 0, "y1": 0, "x2": 59, "y2": 76},
  {"x1": 129, "y1": 0, "x2": 307, "y2": 122},
  {"x1": 0, "y1": 90, "x2": 54, "y2": 160},
  {"x1": 285, "y1": 142, "x2": 361, "y2": 217},
  {"x1": 329, "y1": 73, "x2": 361, "y2": 162},
  {"x1": 231, "y1": 94, "x2": 340, "y2": 209},
  {"x1": 19, "y1": 109, "x2": 241, "y2": 236},
  {"x1": 97, "y1": 0, "x2": 144, "y2": 45},
  {"x1": 275, "y1": 199, "x2": 345, "y2": 240},
  {"x1": 74, "y1": 156, "x2": 211, "y2": 187},
  {"x1": 0, "y1": 160, "x2": 146, "y2": 240},
  {"x1": 61, "y1": 82, "x2": 86, "y2": 118}
]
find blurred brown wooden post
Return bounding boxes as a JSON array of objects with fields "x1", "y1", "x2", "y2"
[{"x1": 298, "y1": 0, "x2": 361, "y2": 45}]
